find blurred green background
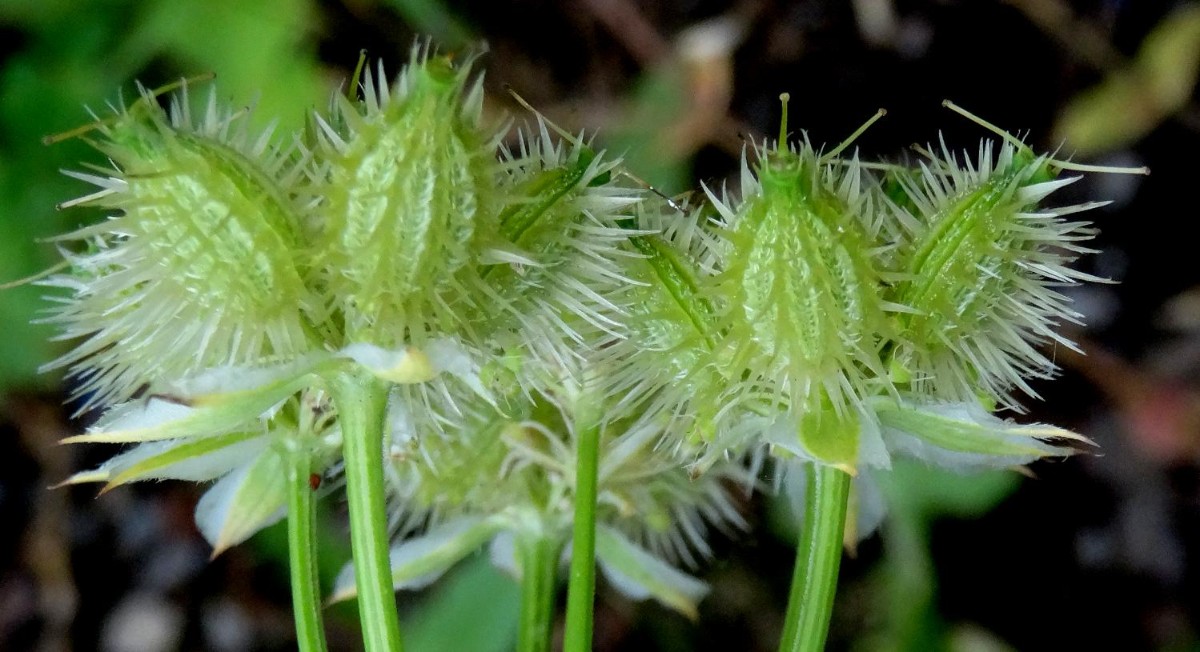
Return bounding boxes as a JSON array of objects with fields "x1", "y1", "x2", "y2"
[{"x1": 3, "y1": 1, "x2": 1200, "y2": 650}]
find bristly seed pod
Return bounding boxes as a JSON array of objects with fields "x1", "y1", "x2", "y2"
[
  {"x1": 883, "y1": 101, "x2": 1149, "y2": 410},
  {"x1": 704, "y1": 96, "x2": 894, "y2": 469},
  {"x1": 42, "y1": 80, "x2": 318, "y2": 411},
  {"x1": 307, "y1": 44, "x2": 505, "y2": 350},
  {"x1": 483, "y1": 119, "x2": 644, "y2": 372},
  {"x1": 597, "y1": 194, "x2": 729, "y2": 452}
]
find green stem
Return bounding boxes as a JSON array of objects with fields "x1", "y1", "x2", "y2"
[
  {"x1": 778, "y1": 463, "x2": 851, "y2": 652},
  {"x1": 286, "y1": 444, "x2": 328, "y2": 652},
  {"x1": 562, "y1": 408, "x2": 602, "y2": 652},
  {"x1": 330, "y1": 371, "x2": 404, "y2": 652},
  {"x1": 516, "y1": 534, "x2": 560, "y2": 652}
]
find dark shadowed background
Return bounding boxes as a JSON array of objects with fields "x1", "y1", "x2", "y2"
[{"x1": 2, "y1": 1, "x2": 1198, "y2": 650}]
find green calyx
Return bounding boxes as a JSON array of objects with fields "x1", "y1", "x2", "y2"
[{"x1": 797, "y1": 405, "x2": 863, "y2": 472}]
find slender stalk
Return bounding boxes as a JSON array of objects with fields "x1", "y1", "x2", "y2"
[
  {"x1": 778, "y1": 463, "x2": 851, "y2": 652},
  {"x1": 516, "y1": 534, "x2": 560, "y2": 652},
  {"x1": 330, "y1": 371, "x2": 404, "y2": 652},
  {"x1": 286, "y1": 443, "x2": 328, "y2": 652},
  {"x1": 562, "y1": 406, "x2": 602, "y2": 652}
]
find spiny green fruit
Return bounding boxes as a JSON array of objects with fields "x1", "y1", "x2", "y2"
[
  {"x1": 883, "y1": 102, "x2": 1146, "y2": 410},
  {"x1": 705, "y1": 99, "x2": 894, "y2": 469},
  {"x1": 307, "y1": 46, "x2": 506, "y2": 350},
  {"x1": 43, "y1": 81, "x2": 318, "y2": 411},
  {"x1": 600, "y1": 195, "x2": 730, "y2": 451},
  {"x1": 484, "y1": 122, "x2": 643, "y2": 370}
]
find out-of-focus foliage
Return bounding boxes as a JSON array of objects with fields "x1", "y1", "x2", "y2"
[
  {"x1": 769, "y1": 462, "x2": 1019, "y2": 651},
  {"x1": 1055, "y1": 4, "x2": 1200, "y2": 154},
  {"x1": 606, "y1": 18, "x2": 742, "y2": 195},
  {"x1": 0, "y1": 0, "x2": 326, "y2": 391},
  {"x1": 384, "y1": 0, "x2": 474, "y2": 49},
  {"x1": 863, "y1": 463, "x2": 1019, "y2": 652},
  {"x1": 400, "y1": 556, "x2": 520, "y2": 652}
]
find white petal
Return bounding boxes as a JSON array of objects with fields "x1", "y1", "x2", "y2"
[
  {"x1": 488, "y1": 531, "x2": 519, "y2": 577},
  {"x1": 875, "y1": 398, "x2": 1087, "y2": 472},
  {"x1": 328, "y1": 516, "x2": 506, "y2": 603},
  {"x1": 194, "y1": 450, "x2": 288, "y2": 555},
  {"x1": 62, "y1": 434, "x2": 267, "y2": 487},
  {"x1": 594, "y1": 525, "x2": 709, "y2": 620}
]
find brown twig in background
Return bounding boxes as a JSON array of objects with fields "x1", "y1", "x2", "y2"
[{"x1": 3, "y1": 396, "x2": 77, "y2": 652}]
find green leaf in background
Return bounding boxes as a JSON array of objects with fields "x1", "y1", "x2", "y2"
[
  {"x1": 124, "y1": 0, "x2": 327, "y2": 131},
  {"x1": 385, "y1": 0, "x2": 474, "y2": 50},
  {"x1": 0, "y1": 2, "x2": 142, "y2": 391},
  {"x1": 401, "y1": 555, "x2": 521, "y2": 652},
  {"x1": 861, "y1": 461, "x2": 1021, "y2": 651},
  {"x1": 877, "y1": 458, "x2": 1021, "y2": 521},
  {"x1": 608, "y1": 63, "x2": 693, "y2": 194},
  {"x1": 0, "y1": 0, "x2": 330, "y2": 394},
  {"x1": 0, "y1": 206, "x2": 55, "y2": 391},
  {"x1": 1055, "y1": 4, "x2": 1200, "y2": 154}
]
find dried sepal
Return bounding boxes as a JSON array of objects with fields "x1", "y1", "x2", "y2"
[
  {"x1": 57, "y1": 431, "x2": 266, "y2": 490},
  {"x1": 193, "y1": 445, "x2": 290, "y2": 555},
  {"x1": 329, "y1": 516, "x2": 509, "y2": 603},
  {"x1": 595, "y1": 525, "x2": 709, "y2": 619}
]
